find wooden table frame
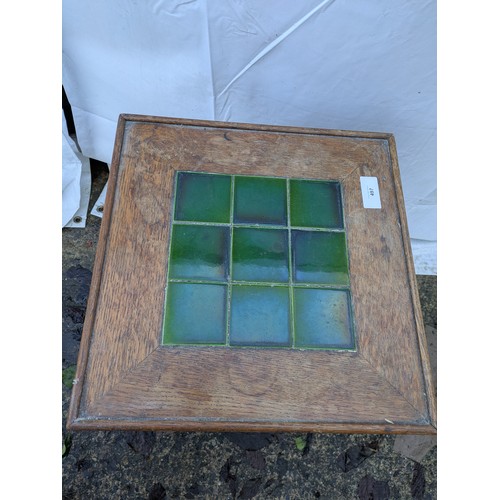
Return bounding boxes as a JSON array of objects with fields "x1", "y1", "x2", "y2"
[{"x1": 67, "y1": 115, "x2": 436, "y2": 434}]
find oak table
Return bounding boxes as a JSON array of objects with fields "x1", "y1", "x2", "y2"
[{"x1": 68, "y1": 115, "x2": 436, "y2": 434}]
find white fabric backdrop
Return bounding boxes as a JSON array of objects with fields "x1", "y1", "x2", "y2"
[{"x1": 62, "y1": 0, "x2": 436, "y2": 273}]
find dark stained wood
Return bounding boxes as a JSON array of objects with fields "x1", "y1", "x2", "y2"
[{"x1": 68, "y1": 114, "x2": 436, "y2": 434}]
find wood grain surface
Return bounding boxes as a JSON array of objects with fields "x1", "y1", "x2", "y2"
[{"x1": 68, "y1": 115, "x2": 436, "y2": 434}]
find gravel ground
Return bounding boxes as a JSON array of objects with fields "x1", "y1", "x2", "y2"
[{"x1": 62, "y1": 161, "x2": 437, "y2": 499}]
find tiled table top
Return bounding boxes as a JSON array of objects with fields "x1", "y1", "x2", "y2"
[{"x1": 67, "y1": 115, "x2": 436, "y2": 434}]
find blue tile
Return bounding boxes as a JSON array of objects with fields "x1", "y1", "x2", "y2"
[
  {"x1": 230, "y1": 285, "x2": 291, "y2": 346},
  {"x1": 293, "y1": 288, "x2": 354, "y2": 348},
  {"x1": 163, "y1": 283, "x2": 227, "y2": 345}
]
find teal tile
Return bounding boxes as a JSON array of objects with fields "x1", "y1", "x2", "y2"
[
  {"x1": 290, "y1": 180, "x2": 343, "y2": 229},
  {"x1": 169, "y1": 225, "x2": 229, "y2": 281},
  {"x1": 175, "y1": 172, "x2": 231, "y2": 223},
  {"x1": 230, "y1": 285, "x2": 291, "y2": 346},
  {"x1": 163, "y1": 283, "x2": 227, "y2": 344},
  {"x1": 292, "y1": 230, "x2": 349, "y2": 285},
  {"x1": 232, "y1": 228, "x2": 289, "y2": 283},
  {"x1": 234, "y1": 176, "x2": 287, "y2": 225},
  {"x1": 294, "y1": 288, "x2": 354, "y2": 348}
]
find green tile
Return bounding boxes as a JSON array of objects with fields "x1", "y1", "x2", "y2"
[
  {"x1": 294, "y1": 288, "x2": 353, "y2": 348},
  {"x1": 234, "y1": 176, "x2": 287, "y2": 225},
  {"x1": 164, "y1": 172, "x2": 354, "y2": 350},
  {"x1": 232, "y1": 228, "x2": 289, "y2": 283},
  {"x1": 290, "y1": 180, "x2": 343, "y2": 229},
  {"x1": 230, "y1": 285, "x2": 291, "y2": 346},
  {"x1": 292, "y1": 230, "x2": 349, "y2": 285},
  {"x1": 175, "y1": 172, "x2": 231, "y2": 223},
  {"x1": 163, "y1": 283, "x2": 227, "y2": 344},
  {"x1": 169, "y1": 225, "x2": 229, "y2": 281}
]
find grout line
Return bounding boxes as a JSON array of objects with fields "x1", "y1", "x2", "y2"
[
  {"x1": 285, "y1": 283, "x2": 350, "y2": 290},
  {"x1": 233, "y1": 223, "x2": 287, "y2": 230},
  {"x1": 168, "y1": 279, "x2": 229, "y2": 286},
  {"x1": 172, "y1": 219, "x2": 344, "y2": 232},
  {"x1": 161, "y1": 343, "x2": 355, "y2": 352},
  {"x1": 176, "y1": 169, "x2": 346, "y2": 184},
  {"x1": 168, "y1": 279, "x2": 350, "y2": 290},
  {"x1": 162, "y1": 171, "x2": 180, "y2": 345},
  {"x1": 347, "y1": 289, "x2": 357, "y2": 352},
  {"x1": 288, "y1": 225, "x2": 344, "y2": 233},
  {"x1": 172, "y1": 220, "x2": 231, "y2": 227},
  {"x1": 287, "y1": 178, "x2": 295, "y2": 348},
  {"x1": 231, "y1": 281, "x2": 289, "y2": 287},
  {"x1": 339, "y1": 181, "x2": 356, "y2": 348},
  {"x1": 226, "y1": 175, "x2": 236, "y2": 346}
]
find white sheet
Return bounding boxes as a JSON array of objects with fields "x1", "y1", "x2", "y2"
[
  {"x1": 62, "y1": 0, "x2": 436, "y2": 272},
  {"x1": 62, "y1": 111, "x2": 91, "y2": 228}
]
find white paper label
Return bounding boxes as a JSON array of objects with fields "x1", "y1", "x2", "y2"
[{"x1": 360, "y1": 176, "x2": 381, "y2": 209}]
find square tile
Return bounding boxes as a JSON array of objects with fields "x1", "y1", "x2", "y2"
[
  {"x1": 163, "y1": 283, "x2": 227, "y2": 344},
  {"x1": 292, "y1": 230, "x2": 349, "y2": 285},
  {"x1": 169, "y1": 224, "x2": 229, "y2": 281},
  {"x1": 234, "y1": 176, "x2": 287, "y2": 225},
  {"x1": 290, "y1": 179, "x2": 343, "y2": 229},
  {"x1": 293, "y1": 288, "x2": 354, "y2": 349},
  {"x1": 230, "y1": 285, "x2": 291, "y2": 346},
  {"x1": 175, "y1": 172, "x2": 231, "y2": 223},
  {"x1": 232, "y1": 227, "x2": 289, "y2": 283}
]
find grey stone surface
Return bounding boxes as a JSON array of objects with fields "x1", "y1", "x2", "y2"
[
  {"x1": 424, "y1": 326, "x2": 437, "y2": 395},
  {"x1": 62, "y1": 161, "x2": 437, "y2": 499},
  {"x1": 393, "y1": 435, "x2": 438, "y2": 464}
]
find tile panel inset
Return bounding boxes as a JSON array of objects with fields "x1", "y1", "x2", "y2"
[{"x1": 163, "y1": 171, "x2": 354, "y2": 350}]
